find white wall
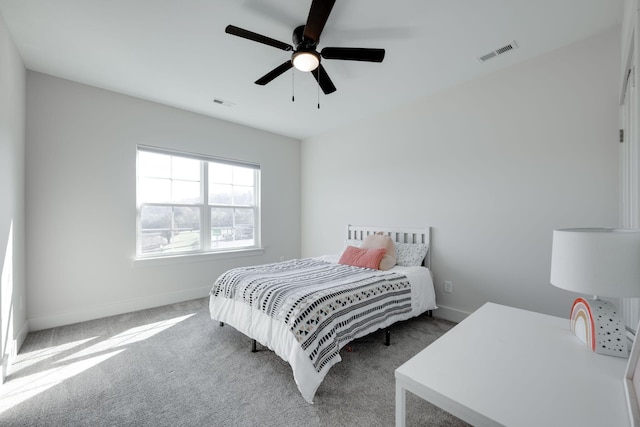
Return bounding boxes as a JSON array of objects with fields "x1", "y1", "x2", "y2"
[
  {"x1": 301, "y1": 27, "x2": 621, "y2": 321},
  {"x1": 620, "y1": 0, "x2": 640, "y2": 332},
  {"x1": 0, "y1": 14, "x2": 26, "y2": 379},
  {"x1": 26, "y1": 72, "x2": 301, "y2": 330}
]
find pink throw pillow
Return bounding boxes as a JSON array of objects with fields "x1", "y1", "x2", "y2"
[
  {"x1": 338, "y1": 246, "x2": 387, "y2": 270},
  {"x1": 361, "y1": 234, "x2": 397, "y2": 270}
]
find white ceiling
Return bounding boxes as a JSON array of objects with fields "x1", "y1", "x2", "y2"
[{"x1": 0, "y1": 0, "x2": 625, "y2": 140}]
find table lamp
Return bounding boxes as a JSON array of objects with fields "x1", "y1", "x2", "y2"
[{"x1": 550, "y1": 228, "x2": 640, "y2": 358}]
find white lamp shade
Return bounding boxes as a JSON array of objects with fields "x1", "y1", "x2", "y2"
[{"x1": 550, "y1": 228, "x2": 640, "y2": 297}]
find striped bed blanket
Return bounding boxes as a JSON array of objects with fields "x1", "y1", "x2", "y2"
[{"x1": 210, "y1": 258, "x2": 412, "y2": 375}]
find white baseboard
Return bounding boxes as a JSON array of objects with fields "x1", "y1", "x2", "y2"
[
  {"x1": 1, "y1": 355, "x2": 7, "y2": 385},
  {"x1": 15, "y1": 320, "x2": 28, "y2": 355},
  {"x1": 433, "y1": 304, "x2": 471, "y2": 323},
  {"x1": 28, "y1": 287, "x2": 211, "y2": 331}
]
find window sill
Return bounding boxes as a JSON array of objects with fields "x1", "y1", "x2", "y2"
[{"x1": 131, "y1": 248, "x2": 265, "y2": 267}]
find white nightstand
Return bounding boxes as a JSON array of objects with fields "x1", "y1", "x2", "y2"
[{"x1": 395, "y1": 303, "x2": 630, "y2": 427}]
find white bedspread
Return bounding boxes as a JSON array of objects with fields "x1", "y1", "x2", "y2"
[{"x1": 209, "y1": 257, "x2": 436, "y2": 403}]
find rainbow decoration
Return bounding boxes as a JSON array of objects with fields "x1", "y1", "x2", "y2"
[
  {"x1": 569, "y1": 297, "x2": 628, "y2": 358},
  {"x1": 570, "y1": 298, "x2": 596, "y2": 351}
]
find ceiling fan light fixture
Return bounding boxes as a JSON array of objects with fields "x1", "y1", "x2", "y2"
[{"x1": 292, "y1": 51, "x2": 320, "y2": 72}]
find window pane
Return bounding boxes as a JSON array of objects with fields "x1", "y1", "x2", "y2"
[
  {"x1": 139, "y1": 177, "x2": 171, "y2": 203},
  {"x1": 172, "y1": 180, "x2": 201, "y2": 204},
  {"x1": 140, "y1": 205, "x2": 171, "y2": 253},
  {"x1": 234, "y1": 208, "x2": 254, "y2": 226},
  {"x1": 233, "y1": 167, "x2": 254, "y2": 186},
  {"x1": 209, "y1": 164, "x2": 256, "y2": 206},
  {"x1": 211, "y1": 207, "x2": 233, "y2": 228},
  {"x1": 139, "y1": 151, "x2": 201, "y2": 204},
  {"x1": 233, "y1": 185, "x2": 254, "y2": 205},
  {"x1": 139, "y1": 151, "x2": 171, "y2": 178},
  {"x1": 234, "y1": 208, "x2": 255, "y2": 245},
  {"x1": 209, "y1": 184, "x2": 232, "y2": 205},
  {"x1": 209, "y1": 163, "x2": 232, "y2": 184},
  {"x1": 140, "y1": 205, "x2": 200, "y2": 254},
  {"x1": 210, "y1": 207, "x2": 254, "y2": 248},
  {"x1": 172, "y1": 156, "x2": 200, "y2": 181}
]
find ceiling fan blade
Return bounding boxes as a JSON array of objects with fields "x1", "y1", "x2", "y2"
[
  {"x1": 321, "y1": 47, "x2": 385, "y2": 62},
  {"x1": 255, "y1": 61, "x2": 293, "y2": 85},
  {"x1": 303, "y1": 0, "x2": 336, "y2": 43},
  {"x1": 225, "y1": 25, "x2": 293, "y2": 51},
  {"x1": 311, "y1": 64, "x2": 337, "y2": 94}
]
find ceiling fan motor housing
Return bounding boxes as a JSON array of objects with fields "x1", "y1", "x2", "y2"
[{"x1": 293, "y1": 25, "x2": 317, "y2": 51}]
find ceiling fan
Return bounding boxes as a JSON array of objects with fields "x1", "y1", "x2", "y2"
[{"x1": 225, "y1": 0, "x2": 385, "y2": 95}]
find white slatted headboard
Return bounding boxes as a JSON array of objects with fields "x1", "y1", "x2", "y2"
[{"x1": 347, "y1": 225, "x2": 431, "y2": 268}]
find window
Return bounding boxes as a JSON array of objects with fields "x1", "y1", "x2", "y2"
[{"x1": 136, "y1": 146, "x2": 260, "y2": 257}]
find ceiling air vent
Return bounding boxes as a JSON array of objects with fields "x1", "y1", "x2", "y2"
[
  {"x1": 212, "y1": 98, "x2": 236, "y2": 107},
  {"x1": 478, "y1": 41, "x2": 519, "y2": 63}
]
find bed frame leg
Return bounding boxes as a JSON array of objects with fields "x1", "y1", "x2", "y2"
[
  {"x1": 385, "y1": 330, "x2": 391, "y2": 346},
  {"x1": 427, "y1": 310, "x2": 433, "y2": 318},
  {"x1": 219, "y1": 322, "x2": 224, "y2": 327},
  {"x1": 251, "y1": 339, "x2": 258, "y2": 353}
]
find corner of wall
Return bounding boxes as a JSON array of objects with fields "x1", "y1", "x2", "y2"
[
  {"x1": 0, "y1": 12, "x2": 28, "y2": 384},
  {"x1": 433, "y1": 305, "x2": 471, "y2": 324}
]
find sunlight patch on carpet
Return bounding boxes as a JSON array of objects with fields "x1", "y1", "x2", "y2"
[
  {"x1": 0, "y1": 313, "x2": 195, "y2": 414},
  {"x1": 0, "y1": 348, "x2": 125, "y2": 413},
  {"x1": 59, "y1": 313, "x2": 195, "y2": 363}
]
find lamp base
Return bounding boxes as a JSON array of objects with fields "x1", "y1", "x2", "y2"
[{"x1": 570, "y1": 297, "x2": 628, "y2": 358}]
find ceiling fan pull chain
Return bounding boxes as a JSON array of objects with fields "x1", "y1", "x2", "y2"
[
  {"x1": 317, "y1": 67, "x2": 320, "y2": 109},
  {"x1": 292, "y1": 69, "x2": 295, "y2": 102}
]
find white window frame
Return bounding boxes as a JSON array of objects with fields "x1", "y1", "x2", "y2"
[{"x1": 135, "y1": 145, "x2": 261, "y2": 260}]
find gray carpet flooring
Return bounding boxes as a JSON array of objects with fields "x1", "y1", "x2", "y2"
[{"x1": 0, "y1": 297, "x2": 469, "y2": 426}]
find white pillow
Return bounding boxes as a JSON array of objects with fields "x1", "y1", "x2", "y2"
[
  {"x1": 394, "y1": 242, "x2": 429, "y2": 266},
  {"x1": 361, "y1": 234, "x2": 397, "y2": 271}
]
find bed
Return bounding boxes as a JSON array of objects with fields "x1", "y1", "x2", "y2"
[{"x1": 209, "y1": 225, "x2": 436, "y2": 403}]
